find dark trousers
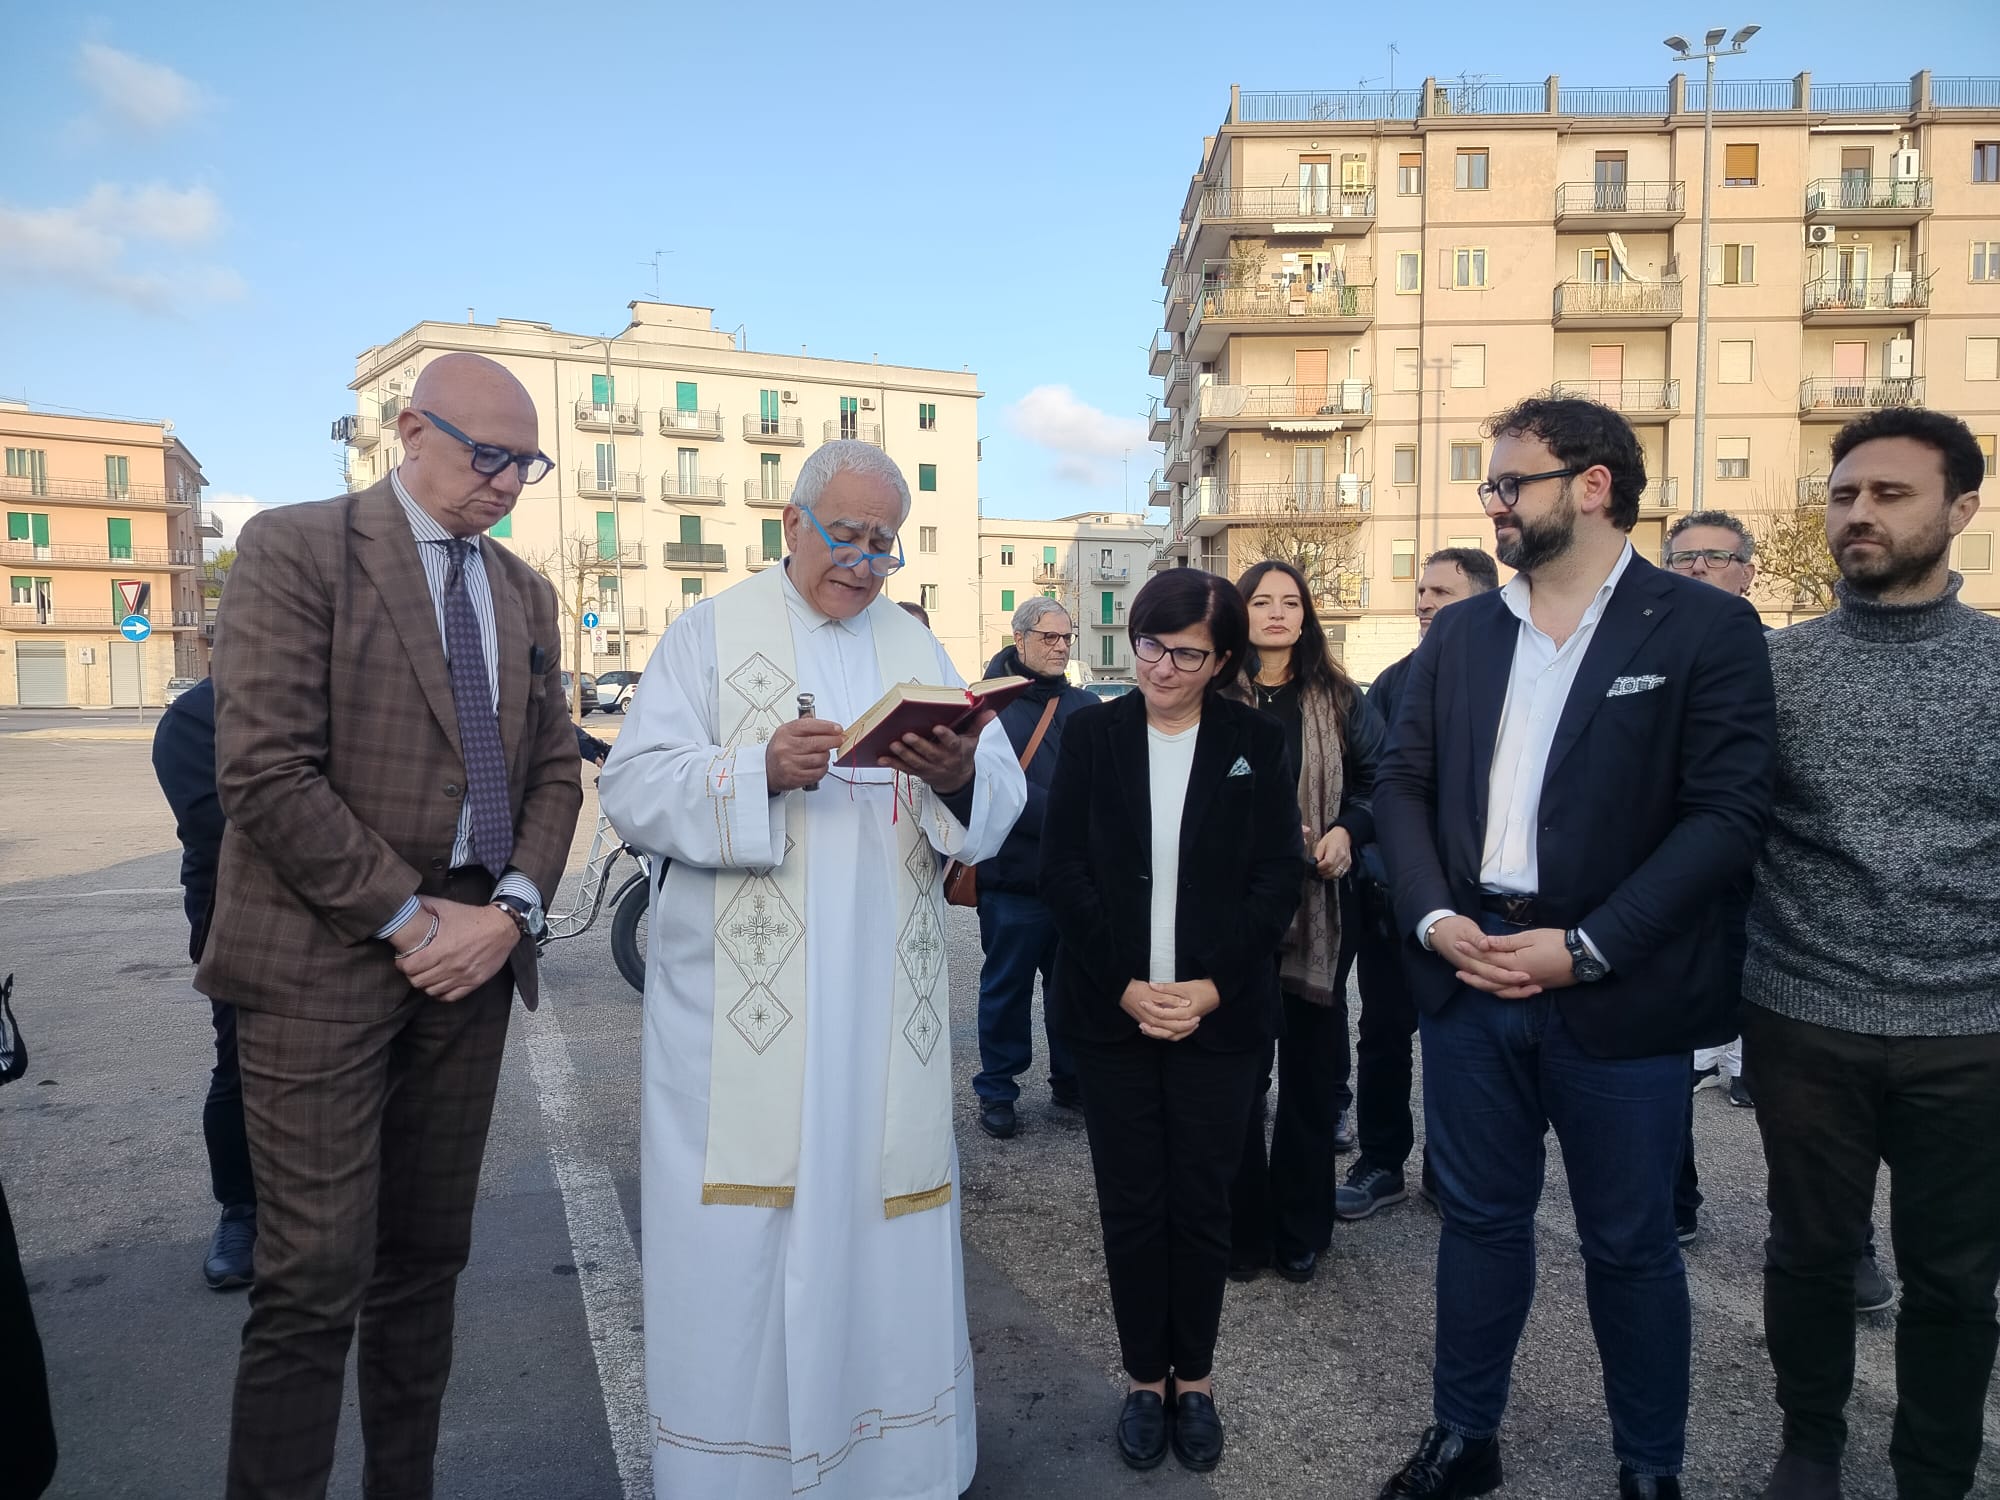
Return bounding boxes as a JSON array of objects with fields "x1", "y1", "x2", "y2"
[
  {"x1": 1675, "y1": 1057, "x2": 1703, "y2": 1226},
  {"x1": 972, "y1": 890, "x2": 1075, "y2": 1105},
  {"x1": 1353, "y1": 881, "x2": 1422, "y2": 1172},
  {"x1": 1743, "y1": 1004, "x2": 2000, "y2": 1500},
  {"x1": 1231, "y1": 990, "x2": 1348, "y2": 1262},
  {"x1": 228, "y1": 969, "x2": 512, "y2": 1500},
  {"x1": 1071, "y1": 1031, "x2": 1265, "y2": 1383},
  {"x1": 208, "y1": 1000, "x2": 257, "y2": 1209},
  {"x1": 0, "y1": 1173, "x2": 58, "y2": 1499},
  {"x1": 1422, "y1": 917, "x2": 1691, "y2": 1477}
]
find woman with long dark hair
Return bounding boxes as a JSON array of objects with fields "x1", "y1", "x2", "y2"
[
  {"x1": 1227, "y1": 559, "x2": 1387, "y2": 1284},
  {"x1": 1040, "y1": 568, "x2": 1304, "y2": 1475}
]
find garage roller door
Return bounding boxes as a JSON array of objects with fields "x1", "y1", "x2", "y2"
[{"x1": 15, "y1": 642, "x2": 67, "y2": 706}]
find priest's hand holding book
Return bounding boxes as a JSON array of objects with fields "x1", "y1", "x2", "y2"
[{"x1": 767, "y1": 675, "x2": 1030, "y2": 795}]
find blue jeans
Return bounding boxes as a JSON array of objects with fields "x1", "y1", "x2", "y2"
[
  {"x1": 1421, "y1": 922, "x2": 1691, "y2": 1477},
  {"x1": 973, "y1": 890, "x2": 1075, "y2": 1105}
]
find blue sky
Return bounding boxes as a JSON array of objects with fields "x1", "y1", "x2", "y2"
[{"x1": 2, "y1": 1, "x2": 1993, "y2": 536}]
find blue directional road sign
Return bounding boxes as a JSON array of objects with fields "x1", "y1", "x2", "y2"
[
  {"x1": 120, "y1": 614, "x2": 153, "y2": 643},
  {"x1": 581, "y1": 611, "x2": 600, "y2": 629}
]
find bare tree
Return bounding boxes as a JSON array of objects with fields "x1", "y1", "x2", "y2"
[
  {"x1": 1752, "y1": 505, "x2": 1840, "y2": 616},
  {"x1": 1245, "y1": 514, "x2": 1367, "y2": 608},
  {"x1": 520, "y1": 533, "x2": 614, "y2": 718}
]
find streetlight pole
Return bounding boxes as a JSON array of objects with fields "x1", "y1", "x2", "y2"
[{"x1": 1667, "y1": 25, "x2": 1760, "y2": 510}]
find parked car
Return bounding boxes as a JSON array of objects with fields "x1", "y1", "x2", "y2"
[
  {"x1": 1083, "y1": 681, "x2": 1134, "y2": 702},
  {"x1": 162, "y1": 676, "x2": 201, "y2": 706},
  {"x1": 561, "y1": 671, "x2": 599, "y2": 715},
  {"x1": 596, "y1": 670, "x2": 640, "y2": 713}
]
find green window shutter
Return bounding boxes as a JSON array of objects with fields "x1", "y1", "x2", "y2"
[
  {"x1": 30, "y1": 513, "x2": 49, "y2": 548},
  {"x1": 108, "y1": 518, "x2": 133, "y2": 558},
  {"x1": 591, "y1": 373, "x2": 613, "y2": 406},
  {"x1": 1043, "y1": 588, "x2": 1057, "y2": 599},
  {"x1": 1101, "y1": 591, "x2": 1114, "y2": 625},
  {"x1": 488, "y1": 514, "x2": 512, "y2": 538},
  {"x1": 760, "y1": 389, "x2": 779, "y2": 421},
  {"x1": 676, "y1": 381, "x2": 698, "y2": 413},
  {"x1": 5, "y1": 513, "x2": 27, "y2": 542},
  {"x1": 760, "y1": 519, "x2": 783, "y2": 560},
  {"x1": 114, "y1": 581, "x2": 127, "y2": 616},
  {"x1": 1042, "y1": 546, "x2": 1056, "y2": 566},
  {"x1": 918, "y1": 464, "x2": 937, "y2": 492},
  {"x1": 840, "y1": 396, "x2": 858, "y2": 415},
  {"x1": 598, "y1": 574, "x2": 619, "y2": 596},
  {"x1": 1000, "y1": 589, "x2": 1015, "y2": 612},
  {"x1": 679, "y1": 514, "x2": 702, "y2": 546},
  {"x1": 682, "y1": 577, "x2": 704, "y2": 598},
  {"x1": 596, "y1": 511, "x2": 618, "y2": 559}
]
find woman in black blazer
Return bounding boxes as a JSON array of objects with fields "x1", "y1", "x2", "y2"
[{"x1": 1039, "y1": 569, "x2": 1304, "y2": 1475}]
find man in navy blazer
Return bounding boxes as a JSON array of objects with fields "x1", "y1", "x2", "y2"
[{"x1": 1371, "y1": 398, "x2": 1775, "y2": 1500}]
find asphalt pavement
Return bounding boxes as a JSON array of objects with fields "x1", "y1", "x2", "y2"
[{"x1": 0, "y1": 723, "x2": 1990, "y2": 1499}]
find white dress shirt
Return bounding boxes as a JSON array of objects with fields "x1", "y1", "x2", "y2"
[
  {"x1": 1147, "y1": 722, "x2": 1200, "y2": 984},
  {"x1": 1419, "y1": 542, "x2": 1634, "y2": 964}
]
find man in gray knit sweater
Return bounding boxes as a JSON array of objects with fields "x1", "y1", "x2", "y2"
[{"x1": 1745, "y1": 407, "x2": 1998, "y2": 1500}]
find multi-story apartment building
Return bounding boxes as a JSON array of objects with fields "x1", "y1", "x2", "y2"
[
  {"x1": 1150, "y1": 71, "x2": 2000, "y2": 677},
  {"x1": 976, "y1": 512, "x2": 1166, "y2": 680},
  {"x1": 337, "y1": 301, "x2": 983, "y2": 676},
  {"x1": 1, "y1": 401, "x2": 216, "y2": 707}
]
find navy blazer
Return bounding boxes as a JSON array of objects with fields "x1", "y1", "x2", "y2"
[
  {"x1": 152, "y1": 678, "x2": 223, "y2": 964},
  {"x1": 1038, "y1": 691, "x2": 1305, "y2": 1053},
  {"x1": 1373, "y1": 553, "x2": 1776, "y2": 1059}
]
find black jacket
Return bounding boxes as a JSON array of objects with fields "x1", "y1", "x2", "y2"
[
  {"x1": 152, "y1": 678, "x2": 223, "y2": 963},
  {"x1": 1373, "y1": 556, "x2": 1776, "y2": 1058},
  {"x1": 975, "y1": 646, "x2": 1096, "y2": 896},
  {"x1": 1039, "y1": 691, "x2": 1305, "y2": 1052}
]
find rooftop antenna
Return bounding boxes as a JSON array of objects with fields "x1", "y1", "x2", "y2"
[
  {"x1": 638, "y1": 249, "x2": 671, "y2": 301},
  {"x1": 1389, "y1": 42, "x2": 1399, "y2": 95}
]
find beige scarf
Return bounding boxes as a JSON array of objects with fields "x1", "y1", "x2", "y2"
[{"x1": 1239, "y1": 674, "x2": 1346, "y2": 1006}]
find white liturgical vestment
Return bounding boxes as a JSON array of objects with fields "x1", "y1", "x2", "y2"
[{"x1": 600, "y1": 562, "x2": 1025, "y2": 1500}]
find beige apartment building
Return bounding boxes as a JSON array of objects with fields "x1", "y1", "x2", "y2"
[
  {"x1": 976, "y1": 512, "x2": 1166, "y2": 680},
  {"x1": 1, "y1": 401, "x2": 216, "y2": 707},
  {"x1": 338, "y1": 301, "x2": 983, "y2": 677},
  {"x1": 1150, "y1": 71, "x2": 2000, "y2": 678}
]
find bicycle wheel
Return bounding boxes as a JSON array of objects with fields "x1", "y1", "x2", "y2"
[{"x1": 609, "y1": 872, "x2": 650, "y2": 994}]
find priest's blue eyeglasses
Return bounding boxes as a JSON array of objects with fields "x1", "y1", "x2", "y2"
[{"x1": 801, "y1": 505, "x2": 905, "y2": 576}]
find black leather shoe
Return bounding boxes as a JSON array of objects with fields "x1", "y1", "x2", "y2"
[
  {"x1": 1275, "y1": 1248, "x2": 1318, "y2": 1283},
  {"x1": 1050, "y1": 1085, "x2": 1084, "y2": 1111},
  {"x1": 1170, "y1": 1391, "x2": 1224, "y2": 1472},
  {"x1": 1333, "y1": 1108, "x2": 1357, "y2": 1153},
  {"x1": 977, "y1": 1101, "x2": 1017, "y2": 1140},
  {"x1": 1618, "y1": 1469, "x2": 1682, "y2": 1499},
  {"x1": 204, "y1": 1204, "x2": 256, "y2": 1291},
  {"x1": 1115, "y1": 1390, "x2": 1169, "y2": 1470},
  {"x1": 1226, "y1": 1257, "x2": 1263, "y2": 1283},
  {"x1": 1758, "y1": 1449, "x2": 1843, "y2": 1499},
  {"x1": 1377, "y1": 1424, "x2": 1503, "y2": 1498}
]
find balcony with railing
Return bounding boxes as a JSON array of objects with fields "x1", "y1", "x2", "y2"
[
  {"x1": 1148, "y1": 400, "x2": 1173, "y2": 444},
  {"x1": 1638, "y1": 477, "x2": 1680, "y2": 513},
  {"x1": 1191, "y1": 185, "x2": 1375, "y2": 264},
  {"x1": 1805, "y1": 177, "x2": 1933, "y2": 226},
  {"x1": 1188, "y1": 279, "x2": 1376, "y2": 359},
  {"x1": 574, "y1": 399, "x2": 642, "y2": 433},
  {"x1": 1799, "y1": 375, "x2": 1925, "y2": 417},
  {"x1": 660, "y1": 472, "x2": 727, "y2": 504},
  {"x1": 1091, "y1": 601, "x2": 1129, "y2": 629},
  {"x1": 1091, "y1": 565, "x2": 1133, "y2": 587},
  {"x1": 377, "y1": 394, "x2": 410, "y2": 425},
  {"x1": 823, "y1": 420, "x2": 883, "y2": 447},
  {"x1": 1551, "y1": 278, "x2": 1683, "y2": 327},
  {"x1": 332, "y1": 414, "x2": 381, "y2": 448},
  {"x1": 1195, "y1": 381, "x2": 1373, "y2": 433},
  {"x1": 746, "y1": 545, "x2": 783, "y2": 572},
  {"x1": 1162, "y1": 436, "x2": 1190, "y2": 485},
  {"x1": 0, "y1": 541, "x2": 201, "y2": 570},
  {"x1": 659, "y1": 407, "x2": 723, "y2": 440},
  {"x1": 744, "y1": 479, "x2": 796, "y2": 508},
  {"x1": 1322, "y1": 576, "x2": 1370, "y2": 614},
  {"x1": 0, "y1": 474, "x2": 189, "y2": 510},
  {"x1": 1553, "y1": 181, "x2": 1685, "y2": 230},
  {"x1": 1162, "y1": 358, "x2": 1191, "y2": 410},
  {"x1": 662, "y1": 542, "x2": 728, "y2": 571},
  {"x1": 591, "y1": 542, "x2": 646, "y2": 568},
  {"x1": 1032, "y1": 564, "x2": 1065, "y2": 586},
  {"x1": 1797, "y1": 474, "x2": 1830, "y2": 505},
  {"x1": 1148, "y1": 330, "x2": 1174, "y2": 378},
  {"x1": 1147, "y1": 469, "x2": 1171, "y2": 508},
  {"x1": 1184, "y1": 477, "x2": 1373, "y2": 535},
  {"x1": 1547, "y1": 379, "x2": 1681, "y2": 420},
  {"x1": 741, "y1": 414, "x2": 805, "y2": 444},
  {"x1": 576, "y1": 467, "x2": 644, "y2": 500},
  {"x1": 2, "y1": 607, "x2": 203, "y2": 630},
  {"x1": 597, "y1": 605, "x2": 648, "y2": 633},
  {"x1": 1802, "y1": 274, "x2": 1931, "y2": 323},
  {"x1": 1164, "y1": 275, "x2": 1200, "y2": 335}
]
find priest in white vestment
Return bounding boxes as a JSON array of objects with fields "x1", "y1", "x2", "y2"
[{"x1": 600, "y1": 441, "x2": 1026, "y2": 1500}]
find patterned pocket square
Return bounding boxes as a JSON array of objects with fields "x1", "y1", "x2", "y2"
[
  {"x1": 1606, "y1": 674, "x2": 1667, "y2": 697},
  {"x1": 1227, "y1": 756, "x2": 1254, "y2": 778}
]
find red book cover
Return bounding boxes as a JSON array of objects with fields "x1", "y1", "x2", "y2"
[{"x1": 834, "y1": 676, "x2": 1032, "y2": 767}]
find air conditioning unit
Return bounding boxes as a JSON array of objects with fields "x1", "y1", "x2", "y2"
[
  {"x1": 859, "y1": 398, "x2": 875, "y2": 410},
  {"x1": 386, "y1": 378, "x2": 405, "y2": 394},
  {"x1": 1335, "y1": 473, "x2": 1362, "y2": 506},
  {"x1": 1894, "y1": 148, "x2": 1921, "y2": 179},
  {"x1": 1886, "y1": 270, "x2": 1915, "y2": 305},
  {"x1": 1884, "y1": 337, "x2": 1914, "y2": 378},
  {"x1": 1807, "y1": 224, "x2": 1836, "y2": 246},
  {"x1": 1337, "y1": 379, "x2": 1370, "y2": 412},
  {"x1": 780, "y1": 390, "x2": 798, "y2": 403}
]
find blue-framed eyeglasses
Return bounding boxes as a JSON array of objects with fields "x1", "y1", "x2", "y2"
[
  {"x1": 420, "y1": 409, "x2": 554, "y2": 485},
  {"x1": 800, "y1": 505, "x2": 904, "y2": 576}
]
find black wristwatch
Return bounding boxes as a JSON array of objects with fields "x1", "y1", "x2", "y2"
[
  {"x1": 491, "y1": 893, "x2": 543, "y2": 940},
  {"x1": 1564, "y1": 928, "x2": 1609, "y2": 983}
]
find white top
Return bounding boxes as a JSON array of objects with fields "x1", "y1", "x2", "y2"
[
  {"x1": 1418, "y1": 543, "x2": 1633, "y2": 964},
  {"x1": 1147, "y1": 722, "x2": 1200, "y2": 984}
]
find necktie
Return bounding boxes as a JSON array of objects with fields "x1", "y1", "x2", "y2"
[{"x1": 441, "y1": 539, "x2": 514, "y2": 876}]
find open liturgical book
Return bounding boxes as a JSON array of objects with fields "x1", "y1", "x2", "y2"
[{"x1": 834, "y1": 676, "x2": 1032, "y2": 768}]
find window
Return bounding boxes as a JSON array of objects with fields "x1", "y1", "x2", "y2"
[
  {"x1": 1719, "y1": 341, "x2": 1754, "y2": 384},
  {"x1": 679, "y1": 514, "x2": 704, "y2": 547},
  {"x1": 758, "y1": 388, "x2": 781, "y2": 435},
  {"x1": 9, "y1": 576, "x2": 32, "y2": 605},
  {"x1": 1454, "y1": 149, "x2": 1489, "y2": 190},
  {"x1": 682, "y1": 577, "x2": 704, "y2": 599},
  {"x1": 1396, "y1": 252, "x2": 1421, "y2": 293},
  {"x1": 1393, "y1": 347, "x2": 1421, "y2": 392},
  {"x1": 1723, "y1": 144, "x2": 1759, "y2": 186},
  {"x1": 1973, "y1": 242, "x2": 2000, "y2": 282},
  {"x1": 595, "y1": 511, "x2": 618, "y2": 561},
  {"x1": 1974, "y1": 142, "x2": 2000, "y2": 183},
  {"x1": 919, "y1": 584, "x2": 940, "y2": 611},
  {"x1": 999, "y1": 544, "x2": 1014, "y2": 566},
  {"x1": 1398, "y1": 152, "x2": 1422, "y2": 196},
  {"x1": 1043, "y1": 545, "x2": 1057, "y2": 567},
  {"x1": 1447, "y1": 534, "x2": 1483, "y2": 551},
  {"x1": 1969, "y1": 338, "x2": 2000, "y2": 382},
  {"x1": 1453, "y1": 248, "x2": 1488, "y2": 289},
  {"x1": 758, "y1": 453, "x2": 783, "y2": 499},
  {"x1": 1391, "y1": 539, "x2": 1417, "y2": 580},
  {"x1": 760, "y1": 519, "x2": 783, "y2": 561},
  {"x1": 488, "y1": 514, "x2": 511, "y2": 538},
  {"x1": 1716, "y1": 436, "x2": 1751, "y2": 480},
  {"x1": 919, "y1": 525, "x2": 938, "y2": 553},
  {"x1": 1393, "y1": 445, "x2": 1418, "y2": 486},
  {"x1": 675, "y1": 381, "x2": 698, "y2": 412},
  {"x1": 918, "y1": 402, "x2": 937, "y2": 430},
  {"x1": 1042, "y1": 588, "x2": 1057, "y2": 599},
  {"x1": 598, "y1": 574, "x2": 619, "y2": 599},
  {"x1": 105, "y1": 454, "x2": 129, "y2": 497},
  {"x1": 590, "y1": 373, "x2": 614, "y2": 408},
  {"x1": 676, "y1": 448, "x2": 700, "y2": 491},
  {"x1": 5, "y1": 447, "x2": 48, "y2": 495},
  {"x1": 1977, "y1": 434, "x2": 1996, "y2": 476},
  {"x1": 918, "y1": 463, "x2": 937, "y2": 492},
  {"x1": 1297, "y1": 154, "x2": 1332, "y2": 214},
  {"x1": 1341, "y1": 155, "x2": 1369, "y2": 193},
  {"x1": 1449, "y1": 443, "x2": 1482, "y2": 482},
  {"x1": 1711, "y1": 243, "x2": 1757, "y2": 285},
  {"x1": 7, "y1": 512, "x2": 48, "y2": 548},
  {"x1": 1000, "y1": 589, "x2": 1015, "y2": 612},
  {"x1": 839, "y1": 395, "x2": 859, "y2": 438},
  {"x1": 1101, "y1": 634, "x2": 1117, "y2": 668},
  {"x1": 1955, "y1": 532, "x2": 1993, "y2": 572},
  {"x1": 1450, "y1": 344, "x2": 1486, "y2": 388},
  {"x1": 107, "y1": 518, "x2": 132, "y2": 559},
  {"x1": 594, "y1": 442, "x2": 616, "y2": 487},
  {"x1": 1097, "y1": 590, "x2": 1115, "y2": 625}
]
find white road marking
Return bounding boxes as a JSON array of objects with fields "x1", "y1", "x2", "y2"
[
  {"x1": 0, "y1": 885, "x2": 181, "y2": 903},
  {"x1": 520, "y1": 989, "x2": 652, "y2": 1498}
]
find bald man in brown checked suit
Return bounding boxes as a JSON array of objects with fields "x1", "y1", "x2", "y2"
[{"x1": 199, "y1": 353, "x2": 583, "y2": 1499}]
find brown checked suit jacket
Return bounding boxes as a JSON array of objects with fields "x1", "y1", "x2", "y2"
[{"x1": 195, "y1": 478, "x2": 582, "y2": 1020}]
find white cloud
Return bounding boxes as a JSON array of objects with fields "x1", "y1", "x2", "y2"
[
  {"x1": 76, "y1": 42, "x2": 205, "y2": 133},
  {"x1": 0, "y1": 183, "x2": 238, "y2": 313},
  {"x1": 1006, "y1": 385, "x2": 1150, "y2": 489}
]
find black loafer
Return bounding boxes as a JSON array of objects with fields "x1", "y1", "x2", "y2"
[
  {"x1": 1050, "y1": 1085, "x2": 1084, "y2": 1111},
  {"x1": 1171, "y1": 1390, "x2": 1224, "y2": 1472},
  {"x1": 977, "y1": 1101, "x2": 1017, "y2": 1140},
  {"x1": 1619, "y1": 1469, "x2": 1682, "y2": 1500},
  {"x1": 1378, "y1": 1424, "x2": 1503, "y2": 1497},
  {"x1": 1115, "y1": 1389, "x2": 1169, "y2": 1470},
  {"x1": 1333, "y1": 1108, "x2": 1357, "y2": 1153},
  {"x1": 1276, "y1": 1248, "x2": 1318, "y2": 1283},
  {"x1": 204, "y1": 1204, "x2": 257, "y2": 1291}
]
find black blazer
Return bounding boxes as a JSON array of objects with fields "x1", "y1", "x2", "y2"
[
  {"x1": 1373, "y1": 554, "x2": 1776, "y2": 1059},
  {"x1": 1039, "y1": 691, "x2": 1305, "y2": 1053},
  {"x1": 152, "y1": 677, "x2": 223, "y2": 964}
]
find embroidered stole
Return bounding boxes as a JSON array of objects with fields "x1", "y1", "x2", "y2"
[{"x1": 704, "y1": 564, "x2": 960, "y2": 1218}]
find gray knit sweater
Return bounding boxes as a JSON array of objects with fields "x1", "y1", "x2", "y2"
[{"x1": 1744, "y1": 575, "x2": 2000, "y2": 1036}]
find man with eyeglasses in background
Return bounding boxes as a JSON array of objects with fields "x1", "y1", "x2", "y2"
[
  {"x1": 1372, "y1": 397, "x2": 1776, "y2": 1499},
  {"x1": 599, "y1": 441, "x2": 1026, "y2": 1500},
  {"x1": 200, "y1": 352, "x2": 582, "y2": 1496}
]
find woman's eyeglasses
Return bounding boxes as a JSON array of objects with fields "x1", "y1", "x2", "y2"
[
  {"x1": 420, "y1": 410, "x2": 554, "y2": 484},
  {"x1": 1133, "y1": 635, "x2": 1213, "y2": 672}
]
